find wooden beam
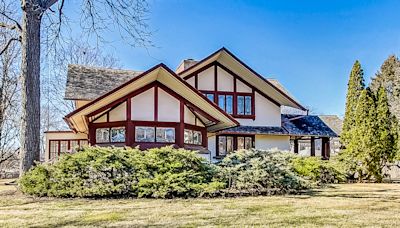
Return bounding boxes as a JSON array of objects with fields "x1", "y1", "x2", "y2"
[
  {"x1": 294, "y1": 139, "x2": 299, "y2": 154},
  {"x1": 310, "y1": 136, "x2": 315, "y2": 156}
]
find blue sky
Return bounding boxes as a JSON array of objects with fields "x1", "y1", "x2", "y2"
[{"x1": 68, "y1": 0, "x2": 400, "y2": 116}]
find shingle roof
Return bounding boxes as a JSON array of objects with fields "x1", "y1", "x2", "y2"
[
  {"x1": 318, "y1": 115, "x2": 343, "y2": 136},
  {"x1": 282, "y1": 114, "x2": 338, "y2": 137},
  {"x1": 65, "y1": 64, "x2": 143, "y2": 100}
]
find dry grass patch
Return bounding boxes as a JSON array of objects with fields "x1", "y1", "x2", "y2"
[{"x1": 1, "y1": 180, "x2": 400, "y2": 227}]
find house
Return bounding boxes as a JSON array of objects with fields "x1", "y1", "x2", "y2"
[{"x1": 45, "y1": 47, "x2": 337, "y2": 162}]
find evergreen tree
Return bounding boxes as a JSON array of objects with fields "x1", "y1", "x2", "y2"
[
  {"x1": 371, "y1": 55, "x2": 400, "y2": 120},
  {"x1": 346, "y1": 89, "x2": 377, "y2": 181},
  {"x1": 341, "y1": 61, "x2": 365, "y2": 147},
  {"x1": 372, "y1": 87, "x2": 396, "y2": 182}
]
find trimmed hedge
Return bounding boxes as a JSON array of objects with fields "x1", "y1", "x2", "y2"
[
  {"x1": 216, "y1": 149, "x2": 310, "y2": 195},
  {"x1": 291, "y1": 156, "x2": 347, "y2": 184},
  {"x1": 20, "y1": 147, "x2": 346, "y2": 198},
  {"x1": 19, "y1": 146, "x2": 223, "y2": 198}
]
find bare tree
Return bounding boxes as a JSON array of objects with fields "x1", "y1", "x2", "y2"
[
  {"x1": 0, "y1": 0, "x2": 151, "y2": 175},
  {"x1": 0, "y1": 24, "x2": 20, "y2": 174}
]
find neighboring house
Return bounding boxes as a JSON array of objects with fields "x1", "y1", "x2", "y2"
[{"x1": 45, "y1": 48, "x2": 337, "y2": 162}]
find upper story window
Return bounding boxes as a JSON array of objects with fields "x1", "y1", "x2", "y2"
[
  {"x1": 237, "y1": 95, "x2": 252, "y2": 115},
  {"x1": 201, "y1": 91, "x2": 253, "y2": 118},
  {"x1": 218, "y1": 94, "x2": 233, "y2": 114}
]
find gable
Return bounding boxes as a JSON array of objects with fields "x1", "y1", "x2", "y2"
[
  {"x1": 65, "y1": 64, "x2": 238, "y2": 133},
  {"x1": 178, "y1": 47, "x2": 306, "y2": 111}
]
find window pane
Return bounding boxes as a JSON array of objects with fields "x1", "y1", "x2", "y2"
[
  {"x1": 193, "y1": 131, "x2": 202, "y2": 145},
  {"x1": 96, "y1": 128, "x2": 110, "y2": 143},
  {"x1": 206, "y1": 93, "x2": 214, "y2": 102},
  {"x1": 218, "y1": 95, "x2": 225, "y2": 110},
  {"x1": 237, "y1": 96, "x2": 244, "y2": 115},
  {"x1": 184, "y1": 129, "x2": 193, "y2": 144},
  {"x1": 50, "y1": 141, "x2": 59, "y2": 159},
  {"x1": 80, "y1": 140, "x2": 88, "y2": 147},
  {"x1": 135, "y1": 127, "x2": 155, "y2": 142},
  {"x1": 156, "y1": 127, "x2": 175, "y2": 143},
  {"x1": 218, "y1": 136, "x2": 227, "y2": 156},
  {"x1": 111, "y1": 127, "x2": 125, "y2": 142},
  {"x1": 70, "y1": 140, "x2": 79, "y2": 152},
  {"x1": 245, "y1": 137, "x2": 253, "y2": 149},
  {"x1": 227, "y1": 136, "x2": 234, "y2": 153},
  {"x1": 60, "y1": 141, "x2": 68, "y2": 153},
  {"x1": 226, "y1": 95, "x2": 233, "y2": 114},
  {"x1": 237, "y1": 137, "x2": 245, "y2": 150},
  {"x1": 245, "y1": 96, "x2": 252, "y2": 115}
]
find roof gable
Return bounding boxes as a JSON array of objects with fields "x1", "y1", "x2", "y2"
[
  {"x1": 65, "y1": 64, "x2": 239, "y2": 133},
  {"x1": 178, "y1": 47, "x2": 306, "y2": 111}
]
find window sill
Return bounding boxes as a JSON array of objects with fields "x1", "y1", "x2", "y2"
[{"x1": 232, "y1": 115, "x2": 255, "y2": 119}]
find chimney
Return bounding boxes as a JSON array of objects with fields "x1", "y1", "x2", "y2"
[{"x1": 176, "y1": 59, "x2": 198, "y2": 73}]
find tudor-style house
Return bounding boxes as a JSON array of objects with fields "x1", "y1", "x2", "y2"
[{"x1": 45, "y1": 48, "x2": 337, "y2": 162}]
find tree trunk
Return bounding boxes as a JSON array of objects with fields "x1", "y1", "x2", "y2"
[{"x1": 19, "y1": 6, "x2": 41, "y2": 175}]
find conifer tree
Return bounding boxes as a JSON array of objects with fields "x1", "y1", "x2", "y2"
[
  {"x1": 371, "y1": 55, "x2": 400, "y2": 120},
  {"x1": 347, "y1": 89, "x2": 377, "y2": 181},
  {"x1": 341, "y1": 61, "x2": 365, "y2": 147},
  {"x1": 372, "y1": 87, "x2": 396, "y2": 181}
]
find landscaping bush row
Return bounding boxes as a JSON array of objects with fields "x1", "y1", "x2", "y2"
[{"x1": 19, "y1": 146, "x2": 346, "y2": 198}]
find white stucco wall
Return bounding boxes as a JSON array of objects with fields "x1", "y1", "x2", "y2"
[
  {"x1": 158, "y1": 88, "x2": 180, "y2": 122},
  {"x1": 255, "y1": 135, "x2": 291, "y2": 151},
  {"x1": 238, "y1": 92, "x2": 281, "y2": 127},
  {"x1": 207, "y1": 135, "x2": 217, "y2": 162},
  {"x1": 217, "y1": 67, "x2": 234, "y2": 91},
  {"x1": 186, "y1": 77, "x2": 195, "y2": 87},
  {"x1": 198, "y1": 67, "x2": 214, "y2": 90},
  {"x1": 131, "y1": 88, "x2": 154, "y2": 121},
  {"x1": 184, "y1": 106, "x2": 196, "y2": 125},
  {"x1": 109, "y1": 102, "x2": 127, "y2": 122},
  {"x1": 236, "y1": 80, "x2": 252, "y2": 92}
]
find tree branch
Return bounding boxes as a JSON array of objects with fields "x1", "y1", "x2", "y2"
[
  {"x1": 44, "y1": 0, "x2": 59, "y2": 10},
  {"x1": 0, "y1": 11, "x2": 21, "y2": 32},
  {"x1": 0, "y1": 37, "x2": 20, "y2": 56}
]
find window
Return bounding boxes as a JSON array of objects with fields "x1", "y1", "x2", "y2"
[
  {"x1": 237, "y1": 136, "x2": 253, "y2": 150},
  {"x1": 96, "y1": 127, "x2": 126, "y2": 143},
  {"x1": 111, "y1": 127, "x2": 125, "y2": 142},
  {"x1": 204, "y1": 93, "x2": 214, "y2": 102},
  {"x1": 135, "y1": 127, "x2": 155, "y2": 142},
  {"x1": 96, "y1": 128, "x2": 109, "y2": 143},
  {"x1": 184, "y1": 129, "x2": 202, "y2": 145},
  {"x1": 136, "y1": 126, "x2": 176, "y2": 143},
  {"x1": 218, "y1": 94, "x2": 233, "y2": 114},
  {"x1": 49, "y1": 139, "x2": 89, "y2": 160},
  {"x1": 156, "y1": 127, "x2": 175, "y2": 143},
  {"x1": 217, "y1": 135, "x2": 254, "y2": 156},
  {"x1": 50, "y1": 141, "x2": 59, "y2": 159},
  {"x1": 218, "y1": 136, "x2": 234, "y2": 156},
  {"x1": 60, "y1": 141, "x2": 68, "y2": 153},
  {"x1": 237, "y1": 95, "x2": 252, "y2": 115}
]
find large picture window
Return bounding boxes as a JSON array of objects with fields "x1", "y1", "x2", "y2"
[
  {"x1": 136, "y1": 126, "x2": 176, "y2": 143},
  {"x1": 217, "y1": 135, "x2": 254, "y2": 156},
  {"x1": 184, "y1": 129, "x2": 202, "y2": 145},
  {"x1": 49, "y1": 139, "x2": 89, "y2": 160},
  {"x1": 96, "y1": 127, "x2": 126, "y2": 143}
]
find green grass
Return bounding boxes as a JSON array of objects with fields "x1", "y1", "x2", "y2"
[{"x1": 1, "y1": 179, "x2": 400, "y2": 227}]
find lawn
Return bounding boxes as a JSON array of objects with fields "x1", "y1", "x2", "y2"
[{"x1": 1, "y1": 179, "x2": 400, "y2": 227}]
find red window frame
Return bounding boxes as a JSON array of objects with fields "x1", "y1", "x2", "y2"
[
  {"x1": 216, "y1": 135, "x2": 255, "y2": 157},
  {"x1": 48, "y1": 139, "x2": 89, "y2": 160}
]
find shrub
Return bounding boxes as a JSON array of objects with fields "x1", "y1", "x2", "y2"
[
  {"x1": 291, "y1": 156, "x2": 347, "y2": 184},
  {"x1": 216, "y1": 149, "x2": 310, "y2": 195},
  {"x1": 19, "y1": 146, "x2": 224, "y2": 198}
]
